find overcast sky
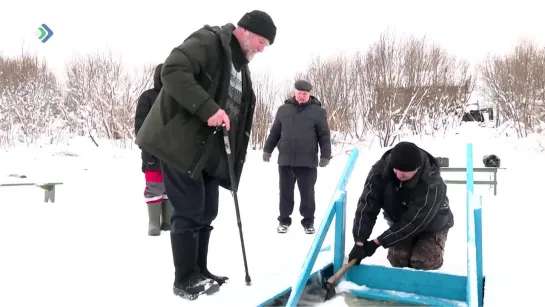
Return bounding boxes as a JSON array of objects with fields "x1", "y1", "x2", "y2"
[{"x1": 2, "y1": 0, "x2": 543, "y2": 85}]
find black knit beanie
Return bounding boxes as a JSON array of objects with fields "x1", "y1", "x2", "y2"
[
  {"x1": 237, "y1": 10, "x2": 277, "y2": 45},
  {"x1": 390, "y1": 142, "x2": 422, "y2": 172}
]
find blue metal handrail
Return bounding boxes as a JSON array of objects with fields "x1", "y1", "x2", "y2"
[
  {"x1": 466, "y1": 143, "x2": 485, "y2": 307},
  {"x1": 285, "y1": 148, "x2": 359, "y2": 306}
]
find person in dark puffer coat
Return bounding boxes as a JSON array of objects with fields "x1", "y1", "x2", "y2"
[
  {"x1": 262, "y1": 80, "x2": 332, "y2": 235},
  {"x1": 348, "y1": 142, "x2": 454, "y2": 271},
  {"x1": 134, "y1": 63, "x2": 173, "y2": 236}
]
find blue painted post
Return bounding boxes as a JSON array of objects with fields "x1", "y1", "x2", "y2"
[
  {"x1": 285, "y1": 203, "x2": 336, "y2": 307},
  {"x1": 333, "y1": 192, "x2": 347, "y2": 273},
  {"x1": 285, "y1": 148, "x2": 359, "y2": 307},
  {"x1": 474, "y1": 196, "x2": 484, "y2": 307},
  {"x1": 335, "y1": 148, "x2": 360, "y2": 192},
  {"x1": 466, "y1": 143, "x2": 474, "y2": 194},
  {"x1": 333, "y1": 148, "x2": 358, "y2": 273},
  {"x1": 466, "y1": 143, "x2": 478, "y2": 307}
]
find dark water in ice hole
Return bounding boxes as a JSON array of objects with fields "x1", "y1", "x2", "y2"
[{"x1": 263, "y1": 273, "x2": 418, "y2": 307}]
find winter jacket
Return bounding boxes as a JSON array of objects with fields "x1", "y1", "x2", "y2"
[
  {"x1": 352, "y1": 147, "x2": 454, "y2": 248},
  {"x1": 263, "y1": 96, "x2": 332, "y2": 168},
  {"x1": 135, "y1": 24, "x2": 256, "y2": 191},
  {"x1": 135, "y1": 64, "x2": 163, "y2": 172}
]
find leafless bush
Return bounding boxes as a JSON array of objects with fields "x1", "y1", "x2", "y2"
[
  {"x1": 354, "y1": 31, "x2": 409, "y2": 147},
  {"x1": 280, "y1": 83, "x2": 294, "y2": 101},
  {"x1": 0, "y1": 51, "x2": 63, "y2": 146},
  {"x1": 353, "y1": 30, "x2": 473, "y2": 146},
  {"x1": 281, "y1": 75, "x2": 301, "y2": 101},
  {"x1": 62, "y1": 50, "x2": 154, "y2": 145},
  {"x1": 250, "y1": 71, "x2": 281, "y2": 149},
  {"x1": 400, "y1": 36, "x2": 474, "y2": 136},
  {"x1": 479, "y1": 39, "x2": 545, "y2": 137},
  {"x1": 299, "y1": 55, "x2": 358, "y2": 141},
  {"x1": 293, "y1": 30, "x2": 472, "y2": 147}
]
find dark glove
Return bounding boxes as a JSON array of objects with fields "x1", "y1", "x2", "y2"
[
  {"x1": 141, "y1": 151, "x2": 155, "y2": 172},
  {"x1": 348, "y1": 240, "x2": 380, "y2": 265},
  {"x1": 146, "y1": 156, "x2": 156, "y2": 166},
  {"x1": 319, "y1": 158, "x2": 330, "y2": 167},
  {"x1": 263, "y1": 152, "x2": 271, "y2": 162},
  {"x1": 141, "y1": 151, "x2": 155, "y2": 165}
]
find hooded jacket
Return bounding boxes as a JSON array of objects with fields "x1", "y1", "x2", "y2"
[{"x1": 135, "y1": 64, "x2": 163, "y2": 172}]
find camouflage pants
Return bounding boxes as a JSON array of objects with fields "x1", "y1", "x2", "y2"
[{"x1": 386, "y1": 230, "x2": 449, "y2": 270}]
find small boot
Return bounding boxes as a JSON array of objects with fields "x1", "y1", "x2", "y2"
[
  {"x1": 147, "y1": 202, "x2": 162, "y2": 236},
  {"x1": 197, "y1": 229, "x2": 229, "y2": 286},
  {"x1": 171, "y1": 232, "x2": 219, "y2": 300},
  {"x1": 161, "y1": 199, "x2": 173, "y2": 231}
]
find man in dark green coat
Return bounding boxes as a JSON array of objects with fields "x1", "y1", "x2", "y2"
[{"x1": 135, "y1": 10, "x2": 276, "y2": 301}]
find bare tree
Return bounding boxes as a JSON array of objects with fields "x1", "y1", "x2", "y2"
[
  {"x1": 250, "y1": 71, "x2": 281, "y2": 149},
  {"x1": 62, "y1": 50, "x2": 154, "y2": 145},
  {"x1": 299, "y1": 55, "x2": 358, "y2": 142},
  {"x1": 353, "y1": 30, "x2": 473, "y2": 146},
  {"x1": 279, "y1": 78, "x2": 296, "y2": 101},
  {"x1": 401, "y1": 36, "x2": 474, "y2": 136},
  {"x1": 353, "y1": 30, "x2": 410, "y2": 147},
  {"x1": 0, "y1": 51, "x2": 63, "y2": 146},
  {"x1": 480, "y1": 39, "x2": 545, "y2": 137}
]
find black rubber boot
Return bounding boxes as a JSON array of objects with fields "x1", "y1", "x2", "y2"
[
  {"x1": 171, "y1": 232, "x2": 219, "y2": 300},
  {"x1": 197, "y1": 229, "x2": 229, "y2": 286},
  {"x1": 161, "y1": 199, "x2": 173, "y2": 231},
  {"x1": 147, "y1": 203, "x2": 162, "y2": 236}
]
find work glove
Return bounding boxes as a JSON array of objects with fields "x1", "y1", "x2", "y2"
[
  {"x1": 262, "y1": 152, "x2": 271, "y2": 162},
  {"x1": 348, "y1": 240, "x2": 380, "y2": 265},
  {"x1": 319, "y1": 158, "x2": 330, "y2": 167}
]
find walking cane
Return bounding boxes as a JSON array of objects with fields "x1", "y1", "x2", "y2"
[{"x1": 221, "y1": 126, "x2": 252, "y2": 285}]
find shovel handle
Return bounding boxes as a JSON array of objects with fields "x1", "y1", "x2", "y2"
[{"x1": 326, "y1": 258, "x2": 358, "y2": 286}]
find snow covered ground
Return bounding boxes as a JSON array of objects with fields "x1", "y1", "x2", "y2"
[{"x1": 0, "y1": 124, "x2": 543, "y2": 306}]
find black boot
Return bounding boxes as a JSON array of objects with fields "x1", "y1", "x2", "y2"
[
  {"x1": 198, "y1": 229, "x2": 229, "y2": 286},
  {"x1": 171, "y1": 232, "x2": 220, "y2": 300}
]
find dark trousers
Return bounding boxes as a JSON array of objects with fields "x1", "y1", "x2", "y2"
[
  {"x1": 161, "y1": 163, "x2": 220, "y2": 234},
  {"x1": 278, "y1": 166, "x2": 317, "y2": 227}
]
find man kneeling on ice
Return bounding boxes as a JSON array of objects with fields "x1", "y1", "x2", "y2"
[{"x1": 348, "y1": 141, "x2": 454, "y2": 270}]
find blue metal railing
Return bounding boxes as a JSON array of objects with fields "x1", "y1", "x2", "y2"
[
  {"x1": 281, "y1": 143, "x2": 484, "y2": 307},
  {"x1": 465, "y1": 143, "x2": 485, "y2": 307},
  {"x1": 285, "y1": 148, "x2": 359, "y2": 306}
]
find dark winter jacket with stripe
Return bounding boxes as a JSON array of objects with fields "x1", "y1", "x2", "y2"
[
  {"x1": 352, "y1": 147, "x2": 454, "y2": 248},
  {"x1": 135, "y1": 24, "x2": 256, "y2": 191},
  {"x1": 135, "y1": 64, "x2": 163, "y2": 172}
]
